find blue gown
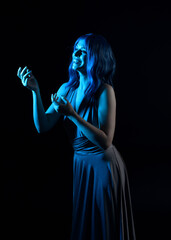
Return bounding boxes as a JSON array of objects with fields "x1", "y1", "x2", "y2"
[{"x1": 63, "y1": 84, "x2": 136, "y2": 240}]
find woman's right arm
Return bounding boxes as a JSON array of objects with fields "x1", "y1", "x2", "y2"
[
  {"x1": 32, "y1": 89, "x2": 53, "y2": 133},
  {"x1": 17, "y1": 66, "x2": 68, "y2": 133}
]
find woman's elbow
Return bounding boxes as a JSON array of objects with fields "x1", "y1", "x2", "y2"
[
  {"x1": 35, "y1": 126, "x2": 43, "y2": 134},
  {"x1": 35, "y1": 125, "x2": 49, "y2": 134},
  {"x1": 102, "y1": 140, "x2": 112, "y2": 150},
  {"x1": 99, "y1": 133, "x2": 113, "y2": 150}
]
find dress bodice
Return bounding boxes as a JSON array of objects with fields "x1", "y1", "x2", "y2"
[{"x1": 63, "y1": 84, "x2": 104, "y2": 154}]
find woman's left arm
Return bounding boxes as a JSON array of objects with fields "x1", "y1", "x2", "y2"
[{"x1": 52, "y1": 84, "x2": 116, "y2": 150}]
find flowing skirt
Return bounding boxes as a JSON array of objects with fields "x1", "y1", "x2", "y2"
[{"x1": 70, "y1": 144, "x2": 136, "y2": 240}]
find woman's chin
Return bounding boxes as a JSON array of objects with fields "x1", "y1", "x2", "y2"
[
  {"x1": 72, "y1": 63, "x2": 80, "y2": 70},
  {"x1": 72, "y1": 63, "x2": 86, "y2": 73}
]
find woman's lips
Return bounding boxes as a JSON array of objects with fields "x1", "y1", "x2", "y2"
[{"x1": 73, "y1": 59, "x2": 81, "y2": 64}]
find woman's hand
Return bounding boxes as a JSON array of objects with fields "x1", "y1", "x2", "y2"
[
  {"x1": 51, "y1": 93, "x2": 76, "y2": 118},
  {"x1": 17, "y1": 66, "x2": 39, "y2": 93}
]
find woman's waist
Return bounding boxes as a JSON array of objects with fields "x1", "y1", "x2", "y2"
[
  {"x1": 72, "y1": 136, "x2": 104, "y2": 155},
  {"x1": 72, "y1": 136, "x2": 116, "y2": 156}
]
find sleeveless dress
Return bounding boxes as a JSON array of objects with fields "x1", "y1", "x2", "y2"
[{"x1": 62, "y1": 84, "x2": 136, "y2": 240}]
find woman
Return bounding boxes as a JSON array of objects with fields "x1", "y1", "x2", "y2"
[{"x1": 17, "y1": 33, "x2": 136, "y2": 240}]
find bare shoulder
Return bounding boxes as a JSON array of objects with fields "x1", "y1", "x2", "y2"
[
  {"x1": 57, "y1": 82, "x2": 70, "y2": 97},
  {"x1": 98, "y1": 83, "x2": 116, "y2": 107},
  {"x1": 97, "y1": 83, "x2": 116, "y2": 142}
]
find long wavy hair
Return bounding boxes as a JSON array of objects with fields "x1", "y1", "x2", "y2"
[{"x1": 65, "y1": 33, "x2": 116, "y2": 97}]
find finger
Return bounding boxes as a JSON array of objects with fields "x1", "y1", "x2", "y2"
[
  {"x1": 56, "y1": 105, "x2": 59, "y2": 112},
  {"x1": 52, "y1": 93, "x2": 59, "y2": 102},
  {"x1": 17, "y1": 67, "x2": 21, "y2": 77},
  {"x1": 20, "y1": 66, "x2": 28, "y2": 78},
  {"x1": 54, "y1": 93, "x2": 57, "y2": 99},
  {"x1": 53, "y1": 100, "x2": 63, "y2": 106},
  {"x1": 23, "y1": 77, "x2": 28, "y2": 86},
  {"x1": 55, "y1": 95, "x2": 59, "y2": 101},
  {"x1": 26, "y1": 68, "x2": 32, "y2": 75},
  {"x1": 23, "y1": 70, "x2": 32, "y2": 79},
  {"x1": 51, "y1": 94, "x2": 54, "y2": 102},
  {"x1": 61, "y1": 96, "x2": 67, "y2": 105},
  {"x1": 52, "y1": 101, "x2": 60, "y2": 112},
  {"x1": 20, "y1": 66, "x2": 27, "y2": 75},
  {"x1": 51, "y1": 94, "x2": 58, "y2": 103}
]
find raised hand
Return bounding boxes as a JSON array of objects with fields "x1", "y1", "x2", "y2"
[
  {"x1": 17, "y1": 66, "x2": 39, "y2": 92},
  {"x1": 51, "y1": 93, "x2": 75, "y2": 117}
]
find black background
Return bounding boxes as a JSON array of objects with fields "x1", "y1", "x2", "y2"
[{"x1": 2, "y1": 1, "x2": 171, "y2": 239}]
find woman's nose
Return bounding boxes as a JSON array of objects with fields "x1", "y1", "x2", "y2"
[{"x1": 74, "y1": 50, "x2": 82, "y2": 57}]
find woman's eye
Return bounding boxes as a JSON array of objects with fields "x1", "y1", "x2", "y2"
[
  {"x1": 73, "y1": 49, "x2": 87, "y2": 56},
  {"x1": 80, "y1": 50, "x2": 87, "y2": 55}
]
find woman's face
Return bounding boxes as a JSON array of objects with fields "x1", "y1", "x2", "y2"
[{"x1": 72, "y1": 39, "x2": 87, "y2": 74}]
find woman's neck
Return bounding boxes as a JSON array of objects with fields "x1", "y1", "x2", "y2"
[{"x1": 78, "y1": 72, "x2": 89, "y2": 91}]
